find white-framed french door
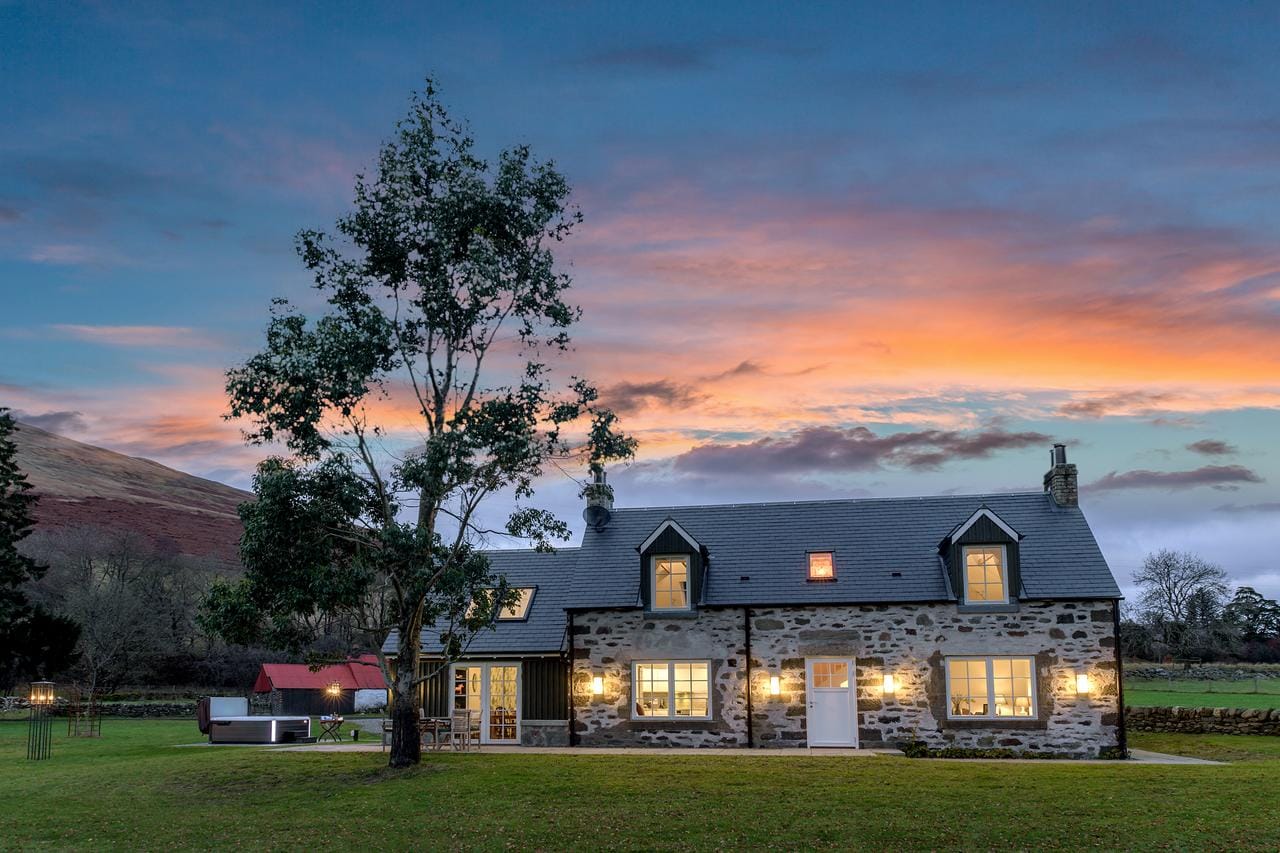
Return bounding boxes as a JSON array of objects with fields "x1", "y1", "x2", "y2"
[
  {"x1": 451, "y1": 662, "x2": 522, "y2": 744},
  {"x1": 804, "y1": 657, "x2": 858, "y2": 747}
]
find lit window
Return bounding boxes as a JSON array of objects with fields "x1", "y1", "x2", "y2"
[
  {"x1": 632, "y1": 661, "x2": 710, "y2": 719},
  {"x1": 652, "y1": 555, "x2": 690, "y2": 610},
  {"x1": 947, "y1": 656, "x2": 1035, "y2": 719},
  {"x1": 810, "y1": 660, "x2": 849, "y2": 688},
  {"x1": 808, "y1": 552, "x2": 835, "y2": 580},
  {"x1": 498, "y1": 588, "x2": 535, "y2": 620},
  {"x1": 963, "y1": 546, "x2": 1008, "y2": 603},
  {"x1": 468, "y1": 587, "x2": 536, "y2": 620}
]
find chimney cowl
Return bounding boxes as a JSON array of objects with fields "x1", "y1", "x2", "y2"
[{"x1": 1043, "y1": 445, "x2": 1078, "y2": 508}]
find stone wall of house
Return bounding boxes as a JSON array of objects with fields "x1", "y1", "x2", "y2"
[
  {"x1": 1126, "y1": 705, "x2": 1280, "y2": 735},
  {"x1": 571, "y1": 600, "x2": 1121, "y2": 757},
  {"x1": 521, "y1": 720, "x2": 571, "y2": 747}
]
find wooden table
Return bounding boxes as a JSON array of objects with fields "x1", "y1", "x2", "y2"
[
  {"x1": 419, "y1": 717, "x2": 452, "y2": 751},
  {"x1": 318, "y1": 717, "x2": 345, "y2": 743}
]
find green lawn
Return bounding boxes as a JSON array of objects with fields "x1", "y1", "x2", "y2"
[
  {"x1": 1126, "y1": 678, "x2": 1280, "y2": 710},
  {"x1": 3, "y1": 720, "x2": 1280, "y2": 850}
]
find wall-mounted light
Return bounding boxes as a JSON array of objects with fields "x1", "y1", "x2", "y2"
[
  {"x1": 768, "y1": 675, "x2": 781, "y2": 696},
  {"x1": 326, "y1": 681, "x2": 343, "y2": 698},
  {"x1": 882, "y1": 674, "x2": 896, "y2": 699},
  {"x1": 591, "y1": 675, "x2": 604, "y2": 696},
  {"x1": 1075, "y1": 672, "x2": 1092, "y2": 698}
]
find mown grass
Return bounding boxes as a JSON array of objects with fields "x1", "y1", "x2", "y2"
[
  {"x1": 3, "y1": 719, "x2": 1280, "y2": 850},
  {"x1": 1130, "y1": 731, "x2": 1280, "y2": 763},
  {"x1": 1126, "y1": 678, "x2": 1280, "y2": 710}
]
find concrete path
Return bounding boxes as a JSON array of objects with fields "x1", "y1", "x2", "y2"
[
  {"x1": 1127, "y1": 748, "x2": 1220, "y2": 765},
  {"x1": 271, "y1": 743, "x2": 1219, "y2": 763}
]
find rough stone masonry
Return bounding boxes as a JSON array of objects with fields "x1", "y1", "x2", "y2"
[{"x1": 571, "y1": 600, "x2": 1120, "y2": 758}]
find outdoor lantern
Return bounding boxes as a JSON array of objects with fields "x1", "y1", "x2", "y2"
[
  {"x1": 768, "y1": 675, "x2": 781, "y2": 696},
  {"x1": 591, "y1": 675, "x2": 604, "y2": 695},
  {"x1": 29, "y1": 681, "x2": 55, "y2": 706},
  {"x1": 882, "y1": 673, "x2": 896, "y2": 699},
  {"x1": 326, "y1": 681, "x2": 342, "y2": 699},
  {"x1": 26, "y1": 681, "x2": 55, "y2": 761},
  {"x1": 1075, "y1": 672, "x2": 1092, "y2": 698}
]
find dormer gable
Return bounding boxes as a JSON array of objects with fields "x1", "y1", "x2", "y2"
[
  {"x1": 938, "y1": 506, "x2": 1023, "y2": 606},
  {"x1": 637, "y1": 518, "x2": 706, "y2": 612}
]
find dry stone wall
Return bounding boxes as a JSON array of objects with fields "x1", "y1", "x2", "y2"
[
  {"x1": 1126, "y1": 705, "x2": 1280, "y2": 735},
  {"x1": 572, "y1": 600, "x2": 1120, "y2": 757}
]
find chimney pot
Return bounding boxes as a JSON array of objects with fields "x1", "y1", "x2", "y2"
[{"x1": 1043, "y1": 445, "x2": 1078, "y2": 508}]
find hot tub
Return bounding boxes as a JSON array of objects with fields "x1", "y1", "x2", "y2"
[
  {"x1": 208, "y1": 715, "x2": 312, "y2": 744},
  {"x1": 202, "y1": 696, "x2": 313, "y2": 744}
]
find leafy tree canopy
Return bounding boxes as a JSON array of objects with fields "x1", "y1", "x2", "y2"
[{"x1": 201, "y1": 81, "x2": 635, "y2": 766}]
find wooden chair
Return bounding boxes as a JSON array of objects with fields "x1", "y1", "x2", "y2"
[
  {"x1": 380, "y1": 718, "x2": 394, "y2": 751},
  {"x1": 450, "y1": 709, "x2": 481, "y2": 752}
]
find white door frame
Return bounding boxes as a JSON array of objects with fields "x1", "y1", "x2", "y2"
[
  {"x1": 804, "y1": 657, "x2": 858, "y2": 747},
  {"x1": 450, "y1": 661, "x2": 522, "y2": 745}
]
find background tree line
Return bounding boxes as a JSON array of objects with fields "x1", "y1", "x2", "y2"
[{"x1": 1122, "y1": 549, "x2": 1280, "y2": 663}]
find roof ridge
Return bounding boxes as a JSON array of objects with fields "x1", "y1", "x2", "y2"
[{"x1": 610, "y1": 490, "x2": 1044, "y2": 513}]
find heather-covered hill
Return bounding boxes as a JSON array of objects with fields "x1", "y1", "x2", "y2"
[{"x1": 11, "y1": 423, "x2": 249, "y2": 564}]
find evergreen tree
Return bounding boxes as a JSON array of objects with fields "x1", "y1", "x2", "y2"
[{"x1": 0, "y1": 410, "x2": 80, "y2": 690}]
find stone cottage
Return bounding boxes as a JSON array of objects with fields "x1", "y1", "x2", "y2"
[{"x1": 390, "y1": 445, "x2": 1124, "y2": 757}]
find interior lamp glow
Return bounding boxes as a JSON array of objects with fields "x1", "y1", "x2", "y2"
[
  {"x1": 882, "y1": 674, "x2": 896, "y2": 698},
  {"x1": 768, "y1": 675, "x2": 781, "y2": 696},
  {"x1": 591, "y1": 675, "x2": 604, "y2": 695},
  {"x1": 1075, "y1": 672, "x2": 1092, "y2": 697}
]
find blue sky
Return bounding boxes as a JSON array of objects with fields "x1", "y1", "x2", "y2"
[{"x1": 2, "y1": 1, "x2": 1278, "y2": 599}]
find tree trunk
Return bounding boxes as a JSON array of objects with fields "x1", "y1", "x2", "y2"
[{"x1": 387, "y1": 616, "x2": 423, "y2": 768}]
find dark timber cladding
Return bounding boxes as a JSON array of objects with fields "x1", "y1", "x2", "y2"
[
  {"x1": 639, "y1": 523, "x2": 704, "y2": 609},
  {"x1": 418, "y1": 657, "x2": 568, "y2": 720},
  {"x1": 947, "y1": 514, "x2": 1021, "y2": 598}
]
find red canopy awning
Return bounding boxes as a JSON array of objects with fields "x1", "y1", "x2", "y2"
[{"x1": 252, "y1": 654, "x2": 385, "y2": 692}]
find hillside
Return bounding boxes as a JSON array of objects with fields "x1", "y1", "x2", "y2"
[{"x1": 11, "y1": 423, "x2": 250, "y2": 564}]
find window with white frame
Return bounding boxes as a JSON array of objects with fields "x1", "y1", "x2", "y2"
[
  {"x1": 963, "y1": 545, "x2": 1008, "y2": 603},
  {"x1": 947, "y1": 656, "x2": 1035, "y2": 719},
  {"x1": 632, "y1": 661, "x2": 711, "y2": 719},
  {"x1": 651, "y1": 555, "x2": 690, "y2": 610}
]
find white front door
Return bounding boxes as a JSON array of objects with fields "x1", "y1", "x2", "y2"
[
  {"x1": 452, "y1": 663, "x2": 521, "y2": 744},
  {"x1": 805, "y1": 658, "x2": 857, "y2": 747}
]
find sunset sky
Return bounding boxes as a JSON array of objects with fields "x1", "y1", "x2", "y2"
[{"x1": 3, "y1": 2, "x2": 1278, "y2": 599}]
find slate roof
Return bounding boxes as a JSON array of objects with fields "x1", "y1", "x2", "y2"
[
  {"x1": 577, "y1": 491, "x2": 1119, "y2": 607},
  {"x1": 391, "y1": 490, "x2": 1119, "y2": 656},
  {"x1": 388, "y1": 547, "x2": 579, "y2": 656}
]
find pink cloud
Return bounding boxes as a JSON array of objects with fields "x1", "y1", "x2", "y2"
[{"x1": 50, "y1": 324, "x2": 223, "y2": 348}]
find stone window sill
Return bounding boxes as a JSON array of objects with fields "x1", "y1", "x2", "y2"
[
  {"x1": 941, "y1": 718, "x2": 1048, "y2": 731},
  {"x1": 956, "y1": 603, "x2": 1020, "y2": 614}
]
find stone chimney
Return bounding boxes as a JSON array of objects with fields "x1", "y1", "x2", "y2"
[
  {"x1": 582, "y1": 466, "x2": 613, "y2": 529},
  {"x1": 1043, "y1": 444, "x2": 1078, "y2": 507}
]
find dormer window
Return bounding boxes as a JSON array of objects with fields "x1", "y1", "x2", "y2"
[
  {"x1": 963, "y1": 546, "x2": 1008, "y2": 604},
  {"x1": 652, "y1": 555, "x2": 690, "y2": 610},
  {"x1": 807, "y1": 551, "x2": 835, "y2": 581}
]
